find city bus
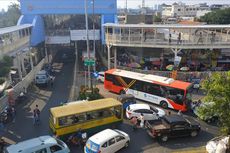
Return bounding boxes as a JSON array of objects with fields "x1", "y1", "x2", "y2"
[
  {"x1": 104, "y1": 69, "x2": 193, "y2": 111},
  {"x1": 49, "y1": 98, "x2": 123, "y2": 139}
]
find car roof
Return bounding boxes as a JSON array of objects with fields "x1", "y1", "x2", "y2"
[
  {"x1": 98, "y1": 72, "x2": 105, "y2": 75},
  {"x1": 37, "y1": 70, "x2": 47, "y2": 75},
  {"x1": 6, "y1": 136, "x2": 56, "y2": 152},
  {"x1": 163, "y1": 114, "x2": 187, "y2": 124},
  {"x1": 129, "y1": 104, "x2": 150, "y2": 110},
  {"x1": 89, "y1": 129, "x2": 119, "y2": 145}
]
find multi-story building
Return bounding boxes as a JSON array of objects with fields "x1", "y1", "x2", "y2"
[{"x1": 162, "y1": 2, "x2": 210, "y2": 18}]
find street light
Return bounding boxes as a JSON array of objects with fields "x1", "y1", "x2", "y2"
[
  {"x1": 92, "y1": 0, "x2": 96, "y2": 72},
  {"x1": 84, "y1": 0, "x2": 91, "y2": 88}
]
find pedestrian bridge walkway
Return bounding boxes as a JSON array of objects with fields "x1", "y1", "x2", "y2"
[
  {"x1": 104, "y1": 23, "x2": 230, "y2": 49},
  {"x1": 0, "y1": 24, "x2": 32, "y2": 57}
]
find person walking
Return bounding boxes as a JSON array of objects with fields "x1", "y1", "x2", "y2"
[
  {"x1": 50, "y1": 76, "x2": 54, "y2": 87},
  {"x1": 197, "y1": 32, "x2": 203, "y2": 44},
  {"x1": 33, "y1": 105, "x2": 40, "y2": 125},
  {"x1": 177, "y1": 33, "x2": 181, "y2": 44},
  {"x1": 131, "y1": 117, "x2": 138, "y2": 131},
  {"x1": 11, "y1": 107, "x2": 16, "y2": 123},
  {"x1": 169, "y1": 33, "x2": 172, "y2": 44},
  {"x1": 139, "y1": 113, "x2": 145, "y2": 128}
]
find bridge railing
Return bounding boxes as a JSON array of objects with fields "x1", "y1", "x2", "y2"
[
  {"x1": 106, "y1": 33, "x2": 230, "y2": 46},
  {"x1": 0, "y1": 36, "x2": 30, "y2": 55}
]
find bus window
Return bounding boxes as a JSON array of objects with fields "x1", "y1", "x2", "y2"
[
  {"x1": 164, "y1": 87, "x2": 184, "y2": 105},
  {"x1": 71, "y1": 115, "x2": 79, "y2": 124},
  {"x1": 114, "y1": 106, "x2": 122, "y2": 119}
]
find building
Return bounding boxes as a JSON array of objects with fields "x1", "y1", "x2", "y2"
[{"x1": 162, "y1": 2, "x2": 210, "y2": 18}]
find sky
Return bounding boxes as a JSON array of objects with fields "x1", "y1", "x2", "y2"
[{"x1": 0, "y1": 0, "x2": 230, "y2": 10}]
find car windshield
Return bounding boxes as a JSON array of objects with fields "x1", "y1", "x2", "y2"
[
  {"x1": 114, "y1": 129, "x2": 125, "y2": 137},
  {"x1": 55, "y1": 138, "x2": 65, "y2": 148},
  {"x1": 150, "y1": 106, "x2": 159, "y2": 113}
]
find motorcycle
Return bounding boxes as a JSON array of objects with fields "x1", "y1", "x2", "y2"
[
  {"x1": 67, "y1": 131, "x2": 87, "y2": 147},
  {"x1": 0, "y1": 107, "x2": 12, "y2": 124},
  {"x1": 15, "y1": 92, "x2": 27, "y2": 104}
]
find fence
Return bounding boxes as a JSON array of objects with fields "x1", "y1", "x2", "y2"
[{"x1": 0, "y1": 58, "x2": 45, "y2": 113}]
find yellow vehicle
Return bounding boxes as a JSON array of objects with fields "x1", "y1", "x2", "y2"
[{"x1": 49, "y1": 98, "x2": 123, "y2": 139}]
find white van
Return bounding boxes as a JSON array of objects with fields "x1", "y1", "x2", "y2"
[
  {"x1": 35, "y1": 70, "x2": 50, "y2": 86},
  {"x1": 84, "y1": 129, "x2": 130, "y2": 153},
  {"x1": 4, "y1": 135, "x2": 70, "y2": 153}
]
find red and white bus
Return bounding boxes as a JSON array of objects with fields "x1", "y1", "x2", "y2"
[{"x1": 104, "y1": 69, "x2": 193, "y2": 111}]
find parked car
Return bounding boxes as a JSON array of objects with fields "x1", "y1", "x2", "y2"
[
  {"x1": 97, "y1": 71, "x2": 105, "y2": 82},
  {"x1": 35, "y1": 70, "x2": 51, "y2": 86},
  {"x1": 145, "y1": 114, "x2": 201, "y2": 142},
  {"x1": 126, "y1": 104, "x2": 165, "y2": 121},
  {"x1": 84, "y1": 129, "x2": 130, "y2": 153},
  {"x1": 4, "y1": 135, "x2": 70, "y2": 153}
]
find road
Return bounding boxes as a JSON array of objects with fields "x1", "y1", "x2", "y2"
[{"x1": 2, "y1": 51, "x2": 219, "y2": 153}]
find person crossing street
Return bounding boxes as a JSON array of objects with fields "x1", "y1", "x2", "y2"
[{"x1": 33, "y1": 105, "x2": 40, "y2": 125}]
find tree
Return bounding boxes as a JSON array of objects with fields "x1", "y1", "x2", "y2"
[
  {"x1": 153, "y1": 15, "x2": 162, "y2": 23},
  {"x1": 200, "y1": 72, "x2": 230, "y2": 134},
  {"x1": 200, "y1": 8, "x2": 230, "y2": 24},
  {"x1": 0, "y1": 3, "x2": 21, "y2": 28}
]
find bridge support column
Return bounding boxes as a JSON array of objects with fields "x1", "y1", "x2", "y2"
[
  {"x1": 29, "y1": 49, "x2": 34, "y2": 70},
  {"x1": 107, "y1": 44, "x2": 112, "y2": 70},
  {"x1": 16, "y1": 53, "x2": 23, "y2": 81},
  {"x1": 171, "y1": 48, "x2": 182, "y2": 66},
  {"x1": 45, "y1": 45, "x2": 48, "y2": 63},
  {"x1": 114, "y1": 47, "x2": 117, "y2": 68}
]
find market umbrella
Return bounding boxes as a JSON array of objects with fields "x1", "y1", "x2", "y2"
[
  {"x1": 166, "y1": 64, "x2": 174, "y2": 71},
  {"x1": 180, "y1": 66, "x2": 190, "y2": 71},
  {"x1": 128, "y1": 62, "x2": 141, "y2": 68}
]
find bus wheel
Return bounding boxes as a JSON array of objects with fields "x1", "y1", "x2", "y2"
[
  {"x1": 120, "y1": 90, "x2": 126, "y2": 95},
  {"x1": 160, "y1": 101, "x2": 168, "y2": 109}
]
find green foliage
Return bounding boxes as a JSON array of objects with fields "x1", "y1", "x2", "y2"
[
  {"x1": 200, "y1": 8, "x2": 230, "y2": 24},
  {"x1": 0, "y1": 55, "x2": 13, "y2": 77},
  {"x1": 0, "y1": 3, "x2": 21, "y2": 28},
  {"x1": 201, "y1": 72, "x2": 230, "y2": 134},
  {"x1": 78, "y1": 86, "x2": 103, "y2": 101},
  {"x1": 153, "y1": 15, "x2": 162, "y2": 22},
  {"x1": 0, "y1": 78, "x2": 5, "y2": 84}
]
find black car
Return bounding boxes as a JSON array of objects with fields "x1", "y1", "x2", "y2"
[{"x1": 145, "y1": 114, "x2": 201, "y2": 142}]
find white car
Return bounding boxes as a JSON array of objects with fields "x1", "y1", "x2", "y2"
[
  {"x1": 126, "y1": 103, "x2": 165, "y2": 120},
  {"x1": 84, "y1": 129, "x2": 130, "y2": 153},
  {"x1": 97, "y1": 71, "x2": 105, "y2": 82}
]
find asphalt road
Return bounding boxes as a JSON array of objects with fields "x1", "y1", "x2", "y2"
[{"x1": 2, "y1": 51, "x2": 219, "y2": 153}]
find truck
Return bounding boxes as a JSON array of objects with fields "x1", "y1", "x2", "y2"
[{"x1": 145, "y1": 114, "x2": 201, "y2": 142}]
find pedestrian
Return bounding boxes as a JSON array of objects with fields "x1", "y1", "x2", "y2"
[
  {"x1": 177, "y1": 33, "x2": 181, "y2": 44},
  {"x1": 11, "y1": 107, "x2": 16, "y2": 123},
  {"x1": 139, "y1": 113, "x2": 145, "y2": 128},
  {"x1": 197, "y1": 32, "x2": 203, "y2": 44},
  {"x1": 169, "y1": 33, "x2": 172, "y2": 44},
  {"x1": 33, "y1": 105, "x2": 40, "y2": 125},
  {"x1": 131, "y1": 117, "x2": 138, "y2": 130},
  {"x1": 168, "y1": 111, "x2": 171, "y2": 115},
  {"x1": 143, "y1": 31, "x2": 147, "y2": 41},
  {"x1": 50, "y1": 76, "x2": 54, "y2": 87},
  {"x1": 210, "y1": 32, "x2": 215, "y2": 43}
]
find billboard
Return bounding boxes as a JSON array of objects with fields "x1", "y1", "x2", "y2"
[{"x1": 70, "y1": 30, "x2": 100, "y2": 41}]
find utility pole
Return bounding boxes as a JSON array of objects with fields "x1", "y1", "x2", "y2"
[
  {"x1": 84, "y1": 0, "x2": 91, "y2": 88},
  {"x1": 92, "y1": 0, "x2": 96, "y2": 72}
]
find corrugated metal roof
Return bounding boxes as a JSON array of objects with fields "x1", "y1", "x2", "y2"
[
  {"x1": 0, "y1": 24, "x2": 32, "y2": 35},
  {"x1": 103, "y1": 23, "x2": 230, "y2": 29}
]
